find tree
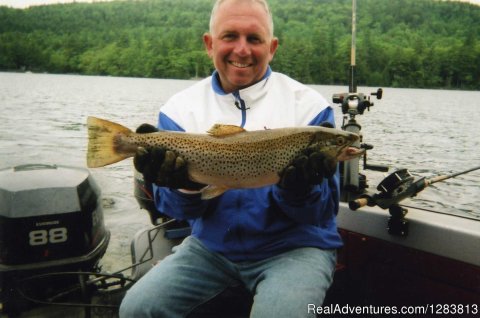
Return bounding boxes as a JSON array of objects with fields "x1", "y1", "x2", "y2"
[{"x1": 0, "y1": 0, "x2": 478, "y2": 89}]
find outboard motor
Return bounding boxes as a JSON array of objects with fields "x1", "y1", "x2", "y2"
[{"x1": 0, "y1": 164, "x2": 110, "y2": 315}]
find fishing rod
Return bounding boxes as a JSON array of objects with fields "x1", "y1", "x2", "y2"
[
  {"x1": 349, "y1": 165, "x2": 480, "y2": 211},
  {"x1": 350, "y1": 0, "x2": 357, "y2": 93},
  {"x1": 332, "y1": 0, "x2": 385, "y2": 202},
  {"x1": 348, "y1": 165, "x2": 480, "y2": 236},
  {"x1": 425, "y1": 165, "x2": 480, "y2": 185}
]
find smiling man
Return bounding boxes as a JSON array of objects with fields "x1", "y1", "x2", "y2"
[
  {"x1": 203, "y1": 0, "x2": 278, "y2": 93},
  {"x1": 120, "y1": 1, "x2": 346, "y2": 317}
]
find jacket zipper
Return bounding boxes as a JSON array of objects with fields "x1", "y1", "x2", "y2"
[{"x1": 233, "y1": 91, "x2": 248, "y2": 128}]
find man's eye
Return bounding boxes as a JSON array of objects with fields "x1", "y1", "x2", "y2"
[
  {"x1": 222, "y1": 34, "x2": 236, "y2": 40},
  {"x1": 248, "y1": 36, "x2": 262, "y2": 44}
]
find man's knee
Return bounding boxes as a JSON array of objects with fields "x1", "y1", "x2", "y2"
[
  {"x1": 119, "y1": 282, "x2": 172, "y2": 318},
  {"x1": 119, "y1": 290, "x2": 141, "y2": 317}
]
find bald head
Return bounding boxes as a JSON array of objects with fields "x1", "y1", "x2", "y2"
[{"x1": 209, "y1": 0, "x2": 274, "y2": 37}]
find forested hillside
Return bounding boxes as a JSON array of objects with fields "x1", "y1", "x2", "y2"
[{"x1": 0, "y1": 0, "x2": 479, "y2": 89}]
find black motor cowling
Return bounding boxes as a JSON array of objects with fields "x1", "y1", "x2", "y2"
[{"x1": 0, "y1": 164, "x2": 110, "y2": 314}]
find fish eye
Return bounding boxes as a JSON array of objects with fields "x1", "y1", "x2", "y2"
[{"x1": 336, "y1": 136, "x2": 346, "y2": 145}]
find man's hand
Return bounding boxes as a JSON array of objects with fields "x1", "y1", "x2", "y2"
[
  {"x1": 278, "y1": 121, "x2": 342, "y2": 193},
  {"x1": 133, "y1": 124, "x2": 205, "y2": 191},
  {"x1": 278, "y1": 148, "x2": 337, "y2": 193}
]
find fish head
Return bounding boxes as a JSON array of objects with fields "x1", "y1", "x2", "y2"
[{"x1": 309, "y1": 127, "x2": 359, "y2": 158}]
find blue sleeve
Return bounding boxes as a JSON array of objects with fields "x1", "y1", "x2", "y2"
[
  {"x1": 308, "y1": 105, "x2": 336, "y2": 127},
  {"x1": 152, "y1": 112, "x2": 208, "y2": 220},
  {"x1": 271, "y1": 173, "x2": 340, "y2": 225},
  {"x1": 271, "y1": 106, "x2": 340, "y2": 225},
  {"x1": 158, "y1": 112, "x2": 185, "y2": 131},
  {"x1": 153, "y1": 187, "x2": 208, "y2": 221}
]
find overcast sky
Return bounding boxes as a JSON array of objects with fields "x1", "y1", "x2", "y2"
[
  {"x1": 0, "y1": 0, "x2": 479, "y2": 8},
  {"x1": 0, "y1": 0, "x2": 113, "y2": 8}
]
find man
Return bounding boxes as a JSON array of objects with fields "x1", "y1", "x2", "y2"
[{"x1": 120, "y1": 0, "x2": 357, "y2": 317}]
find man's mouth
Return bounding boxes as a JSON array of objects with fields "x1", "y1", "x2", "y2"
[{"x1": 230, "y1": 61, "x2": 251, "y2": 68}]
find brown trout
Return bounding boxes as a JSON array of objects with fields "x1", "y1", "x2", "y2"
[{"x1": 87, "y1": 116, "x2": 359, "y2": 199}]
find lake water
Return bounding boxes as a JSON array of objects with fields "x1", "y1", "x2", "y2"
[{"x1": 1, "y1": 72, "x2": 479, "y2": 272}]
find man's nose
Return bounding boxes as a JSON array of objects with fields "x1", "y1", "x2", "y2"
[{"x1": 233, "y1": 37, "x2": 251, "y2": 56}]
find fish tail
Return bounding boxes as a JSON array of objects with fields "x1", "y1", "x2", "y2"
[{"x1": 87, "y1": 116, "x2": 134, "y2": 168}]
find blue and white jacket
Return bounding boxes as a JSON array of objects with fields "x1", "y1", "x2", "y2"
[{"x1": 153, "y1": 68, "x2": 343, "y2": 261}]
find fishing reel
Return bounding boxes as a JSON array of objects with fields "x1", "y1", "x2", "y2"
[
  {"x1": 332, "y1": 88, "x2": 383, "y2": 118},
  {"x1": 349, "y1": 169, "x2": 428, "y2": 236}
]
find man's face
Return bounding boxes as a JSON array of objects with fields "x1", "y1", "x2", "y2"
[{"x1": 203, "y1": 0, "x2": 278, "y2": 93}]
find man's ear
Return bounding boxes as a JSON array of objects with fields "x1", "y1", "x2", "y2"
[
  {"x1": 203, "y1": 33, "x2": 213, "y2": 58},
  {"x1": 269, "y1": 37, "x2": 279, "y2": 61}
]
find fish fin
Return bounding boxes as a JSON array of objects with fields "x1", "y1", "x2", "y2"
[
  {"x1": 86, "y1": 116, "x2": 133, "y2": 168},
  {"x1": 207, "y1": 124, "x2": 246, "y2": 137},
  {"x1": 201, "y1": 185, "x2": 229, "y2": 200}
]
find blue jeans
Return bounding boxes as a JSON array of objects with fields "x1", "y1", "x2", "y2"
[{"x1": 119, "y1": 236, "x2": 336, "y2": 318}]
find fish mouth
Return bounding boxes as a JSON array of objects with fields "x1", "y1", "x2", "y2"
[{"x1": 335, "y1": 144, "x2": 350, "y2": 157}]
